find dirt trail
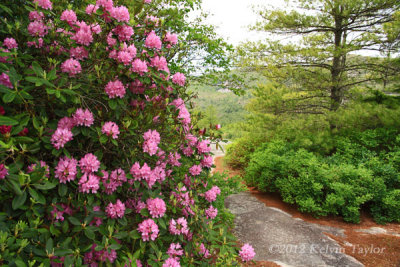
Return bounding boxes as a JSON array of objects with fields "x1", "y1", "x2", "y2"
[{"x1": 214, "y1": 156, "x2": 400, "y2": 267}]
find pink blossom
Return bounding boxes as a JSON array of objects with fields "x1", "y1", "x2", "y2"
[
  {"x1": 78, "y1": 173, "x2": 100, "y2": 193},
  {"x1": 102, "y1": 121, "x2": 119, "y2": 139},
  {"x1": 186, "y1": 134, "x2": 198, "y2": 146},
  {"x1": 150, "y1": 56, "x2": 169, "y2": 72},
  {"x1": 61, "y1": 58, "x2": 81, "y2": 76},
  {"x1": 0, "y1": 164, "x2": 8, "y2": 179},
  {"x1": 70, "y1": 46, "x2": 88, "y2": 60},
  {"x1": 144, "y1": 31, "x2": 162, "y2": 50},
  {"x1": 197, "y1": 140, "x2": 211, "y2": 154},
  {"x1": 138, "y1": 219, "x2": 159, "y2": 241},
  {"x1": 199, "y1": 243, "x2": 210, "y2": 258},
  {"x1": 239, "y1": 243, "x2": 256, "y2": 262},
  {"x1": 3, "y1": 38, "x2": 18, "y2": 50},
  {"x1": 96, "y1": 0, "x2": 114, "y2": 11},
  {"x1": 146, "y1": 198, "x2": 166, "y2": 218},
  {"x1": 114, "y1": 25, "x2": 134, "y2": 41},
  {"x1": 107, "y1": 32, "x2": 117, "y2": 46},
  {"x1": 168, "y1": 152, "x2": 181, "y2": 167},
  {"x1": 0, "y1": 73, "x2": 12, "y2": 88},
  {"x1": 204, "y1": 186, "x2": 221, "y2": 202},
  {"x1": 73, "y1": 108, "x2": 94, "y2": 127},
  {"x1": 181, "y1": 146, "x2": 194, "y2": 157},
  {"x1": 171, "y1": 98, "x2": 191, "y2": 125},
  {"x1": 51, "y1": 128, "x2": 73, "y2": 149},
  {"x1": 72, "y1": 22, "x2": 93, "y2": 46},
  {"x1": 60, "y1": 10, "x2": 77, "y2": 24},
  {"x1": 117, "y1": 50, "x2": 133, "y2": 65},
  {"x1": 172, "y1": 72, "x2": 186, "y2": 86},
  {"x1": 91, "y1": 24, "x2": 102, "y2": 34},
  {"x1": 201, "y1": 155, "x2": 213, "y2": 168},
  {"x1": 27, "y1": 38, "x2": 44, "y2": 48},
  {"x1": 55, "y1": 157, "x2": 78, "y2": 183},
  {"x1": 95, "y1": 248, "x2": 117, "y2": 263},
  {"x1": 131, "y1": 59, "x2": 148, "y2": 76},
  {"x1": 144, "y1": 0, "x2": 152, "y2": 3},
  {"x1": 110, "y1": 6, "x2": 130, "y2": 22},
  {"x1": 143, "y1": 129, "x2": 160, "y2": 156},
  {"x1": 205, "y1": 205, "x2": 218, "y2": 219},
  {"x1": 167, "y1": 243, "x2": 183, "y2": 258},
  {"x1": 106, "y1": 199, "x2": 125, "y2": 218},
  {"x1": 86, "y1": 4, "x2": 99, "y2": 14},
  {"x1": 29, "y1": 11, "x2": 44, "y2": 21},
  {"x1": 127, "y1": 44, "x2": 137, "y2": 57},
  {"x1": 33, "y1": 0, "x2": 52, "y2": 10},
  {"x1": 189, "y1": 164, "x2": 202, "y2": 176},
  {"x1": 165, "y1": 32, "x2": 178, "y2": 45},
  {"x1": 162, "y1": 258, "x2": 180, "y2": 267},
  {"x1": 28, "y1": 21, "x2": 47, "y2": 37},
  {"x1": 105, "y1": 79, "x2": 126, "y2": 98},
  {"x1": 79, "y1": 153, "x2": 100, "y2": 173},
  {"x1": 169, "y1": 217, "x2": 188, "y2": 235}
]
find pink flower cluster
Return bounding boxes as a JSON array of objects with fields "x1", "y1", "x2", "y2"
[
  {"x1": 201, "y1": 155, "x2": 213, "y2": 168},
  {"x1": 3, "y1": 38, "x2": 18, "y2": 50},
  {"x1": 0, "y1": 164, "x2": 8, "y2": 179},
  {"x1": 102, "y1": 121, "x2": 120, "y2": 139},
  {"x1": 106, "y1": 199, "x2": 126, "y2": 218},
  {"x1": 84, "y1": 244, "x2": 117, "y2": 265},
  {"x1": 199, "y1": 243, "x2": 210, "y2": 258},
  {"x1": 145, "y1": 31, "x2": 162, "y2": 50},
  {"x1": 105, "y1": 79, "x2": 126, "y2": 98},
  {"x1": 51, "y1": 128, "x2": 73, "y2": 149},
  {"x1": 27, "y1": 161, "x2": 50, "y2": 177},
  {"x1": 0, "y1": 73, "x2": 12, "y2": 89},
  {"x1": 102, "y1": 169, "x2": 126, "y2": 194},
  {"x1": 71, "y1": 21, "x2": 93, "y2": 46},
  {"x1": 131, "y1": 59, "x2": 148, "y2": 76},
  {"x1": 163, "y1": 258, "x2": 181, "y2": 267},
  {"x1": 150, "y1": 56, "x2": 169, "y2": 72},
  {"x1": 189, "y1": 164, "x2": 202, "y2": 176},
  {"x1": 167, "y1": 243, "x2": 184, "y2": 259},
  {"x1": 172, "y1": 72, "x2": 186, "y2": 86},
  {"x1": 169, "y1": 217, "x2": 189, "y2": 235},
  {"x1": 110, "y1": 6, "x2": 130, "y2": 22},
  {"x1": 70, "y1": 46, "x2": 89, "y2": 60},
  {"x1": 205, "y1": 205, "x2": 218, "y2": 219},
  {"x1": 239, "y1": 243, "x2": 256, "y2": 262},
  {"x1": 33, "y1": 0, "x2": 52, "y2": 10},
  {"x1": 130, "y1": 162, "x2": 165, "y2": 188},
  {"x1": 146, "y1": 198, "x2": 166, "y2": 218},
  {"x1": 79, "y1": 153, "x2": 100, "y2": 173},
  {"x1": 143, "y1": 129, "x2": 160, "y2": 156},
  {"x1": 61, "y1": 58, "x2": 82, "y2": 76},
  {"x1": 73, "y1": 108, "x2": 94, "y2": 127},
  {"x1": 204, "y1": 186, "x2": 221, "y2": 202},
  {"x1": 164, "y1": 32, "x2": 178, "y2": 47},
  {"x1": 55, "y1": 157, "x2": 78, "y2": 183},
  {"x1": 138, "y1": 219, "x2": 159, "y2": 241},
  {"x1": 197, "y1": 139, "x2": 211, "y2": 154},
  {"x1": 171, "y1": 98, "x2": 191, "y2": 126},
  {"x1": 60, "y1": 10, "x2": 77, "y2": 24}
]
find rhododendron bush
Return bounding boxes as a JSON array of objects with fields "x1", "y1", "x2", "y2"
[{"x1": 0, "y1": 0, "x2": 251, "y2": 266}]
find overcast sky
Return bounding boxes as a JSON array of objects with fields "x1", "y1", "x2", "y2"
[{"x1": 199, "y1": 0, "x2": 284, "y2": 46}]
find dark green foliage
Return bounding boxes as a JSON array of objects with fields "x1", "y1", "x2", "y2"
[{"x1": 244, "y1": 129, "x2": 400, "y2": 223}]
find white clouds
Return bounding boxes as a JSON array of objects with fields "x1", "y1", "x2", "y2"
[{"x1": 200, "y1": 0, "x2": 282, "y2": 46}]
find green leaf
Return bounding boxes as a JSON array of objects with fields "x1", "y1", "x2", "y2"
[
  {"x1": 109, "y1": 99, "x2": 118, "y2": 110},
  {"x1": 29, "y1": 188, "x2": 45, "y2": 204},
  {"x1": 0, "y1": 116, "x2": 18, "y2": 125},
  {"x1": 32, "y1": 61, "x2": 44, "y2": 77},
  {"x1": 2, "y1": 92, "x2": 16, "y2": 103},
  {"x1": 68, "y1": 217, "x2": 81, "y2": 226},
  {"x1": 54, "y1": 248, "x2": 73, "y2": 257},
  {"x1": 14, "y1": 259, "x2": 27, "y2": 267},
  {"x1": 84, "y1": 228, "x2": 95, "y2": 240},
  {"x1": 12, "y1": 191, "x2": 27, "y2": 210},
  {"x1": 109, "y1": 243, "x2": 122, "y2": 250},
  {"x1": 46, "y1": 238, "x2": 54, "y2": 253},
  {"x1": 129, "y1": 230, "x2": 141, "y2": 240},
  {"x1": 64, "y1": 255, "x2": 74, "y2": 267},
  {"x1": 34, "y1": 181, "x2": 57, "y2": 190},
  {"x1": 6, "y1": 179, "x2": 22, "y2": 195},
  {"x1": 58, "y1": 184, "x2": 68, "y2": 196}
]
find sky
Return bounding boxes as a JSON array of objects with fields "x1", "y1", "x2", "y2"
[{"x1": 199, "y1": 0, "x2": 284, "y2": 46}]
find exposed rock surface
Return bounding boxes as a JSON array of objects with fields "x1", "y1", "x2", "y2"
[{"x1": 225, "y1": 192, "x2": 364, "y2": 267}]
